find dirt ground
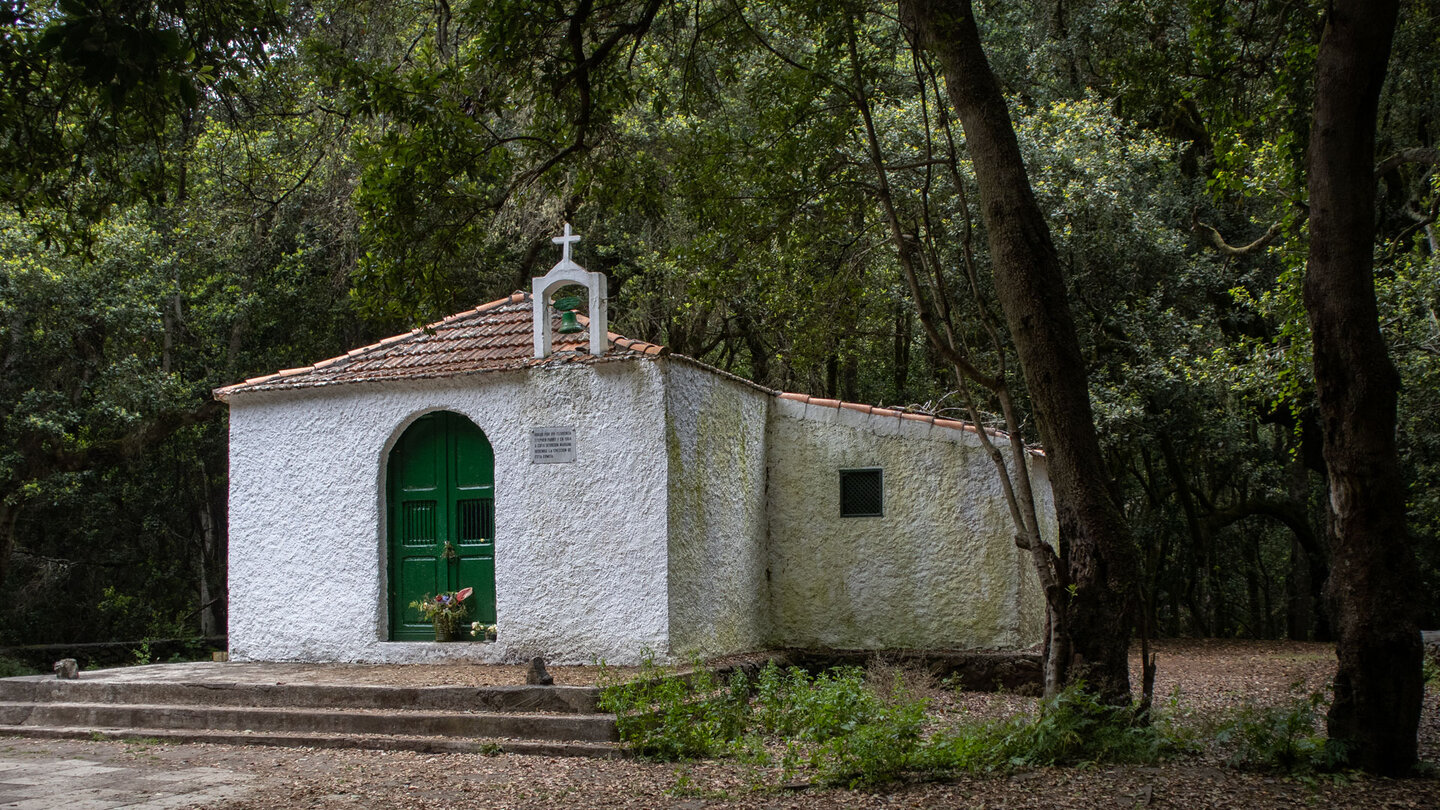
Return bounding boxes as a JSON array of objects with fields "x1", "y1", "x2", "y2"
[{"x1": 5, "y1": 639, "x2": 1439, "y2": 809}]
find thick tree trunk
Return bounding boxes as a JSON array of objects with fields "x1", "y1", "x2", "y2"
[
  {"x1": 1305, "y1": 0, "x2": 1421, "y2": 775},
  {"x1": 899, "y1": 0, "x2": 1140, "y2": 702}
]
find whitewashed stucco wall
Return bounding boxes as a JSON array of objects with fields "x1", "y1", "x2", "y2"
[
  {"x1": 661, "y1": 359, "x2": 771, "y2": 658},
  {"x1": 765, "y1": 398, "x2": 1044, "y2": 650},
  {"x1": 226, "y1": 360, "x2": 673, "y2": 665},
  {"x1": 1017, "y1": 457, "x2": 1054, "y2": 645}
]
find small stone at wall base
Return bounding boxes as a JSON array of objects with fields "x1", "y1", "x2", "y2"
[
  {"x1": 53, "y1": 659, "x2": 79, "y2": 680},
  {"x1": 526, "y1": 656, "x2": 554, "y2": 685}
]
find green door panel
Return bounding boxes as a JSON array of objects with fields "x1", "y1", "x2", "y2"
[
  {"x1": 457, "y1": 556, "x2": 496, "y2": 624},
  {"x1": 400, "y1": 501, "x2": 438, "y2": 546},
  {"x1": 452, "y1": 427, "x2": 494, "y2": 491},
  {"x1": 398, "y1": 556, "x2": 441, "y2": 630},
  {"x1": 455, "y1": 497, "x2": 495, "y2": 624},
  {"x1": 388, "y1": 412, "x2": 497, "y2": 640}
]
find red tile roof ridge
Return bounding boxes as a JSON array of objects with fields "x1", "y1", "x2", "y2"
[
  {"x1": 661, "y1": 354, "x2": 779, "y2": 397},
  {"x1": 216, "y1": 292, "x2": 670, "y2": 400},
  {"x1": 565, "y1": 312, "x2": 669, "y2": 357},
  {"x1": 218, "y1": 294, "x2": 527, "y2": 397},
  {"x1": 772, "y1": 390, "x2": 1040, "y2": 452},
  {"x1": 432, "y1": 293, "x2": 522, "y2": 325},
  {"x1": 213, "y1": 293, "x2": 1036, "y2": 460}
]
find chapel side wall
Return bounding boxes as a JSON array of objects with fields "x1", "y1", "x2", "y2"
[
  {"x1": 225, "y1": 360, "x2": 672, "y2": 665},
  {"x1": 661, "y1": 360, "x2": 771, "y2": 658},
  {"x1": 1018, "y1": 456, "x2": 1054, "y2": 645},
  {"x1": 765, "y1": 399, "x2": 1046, "y2": 650}
]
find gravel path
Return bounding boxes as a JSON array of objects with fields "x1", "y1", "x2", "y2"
[{"x1": 2, "y1": 640, "x2": 1437, "y2": 809}]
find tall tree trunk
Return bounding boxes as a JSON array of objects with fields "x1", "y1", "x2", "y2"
[
  {"x1": 1305, "y1": 0, "x2": 1421, "y2": 775},
  {"x1": 892, "y1": 303, "x2": 912, "y2": 400},
  {"x1": 196, "y1": 460, "x2": 225, "y2": 638},
  {"x1": 899, "y1": 0, "x2": 1140, "y2": 702},
  {"x1": 0, "y1": 498, "x2": 16, "y2": 592}
]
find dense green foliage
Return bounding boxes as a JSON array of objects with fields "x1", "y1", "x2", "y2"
[
  {"x1": 600, "y1": 660, "x2": 1185, "y2": 788},
  {"x1": 0, "y1": 0, "x2": 1436, "y2": 649}
]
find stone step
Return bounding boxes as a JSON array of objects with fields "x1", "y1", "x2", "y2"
[
  {"x1": 0, "y1": 702, "x2": 617, "y2": 743},
  {"x1": 0, "y1": 679, "x2": 599, "y2": 714},
  {"x1": 0, "y1": 725, "x2": 622, "y2": 758}
]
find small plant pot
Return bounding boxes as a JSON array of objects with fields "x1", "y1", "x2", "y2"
[{"x1": 433, "y1": 619, "x2": 456, "y2": 642}]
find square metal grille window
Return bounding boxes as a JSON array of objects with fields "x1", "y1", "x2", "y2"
[
  {"x1": 456, "y1": 499, "x2": 494, "y2": 542},
  {"x1": 840, "y1": 468, "x2": 884, "y2": 517}
]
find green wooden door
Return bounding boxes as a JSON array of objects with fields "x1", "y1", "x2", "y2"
[{"x1": 387, "y1": 411, "x2": 496, "y2": 640}]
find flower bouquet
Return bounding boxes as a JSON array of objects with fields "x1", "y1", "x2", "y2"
[{"x1": 410, "y1": 587, "x2": 473, "y2": 641}]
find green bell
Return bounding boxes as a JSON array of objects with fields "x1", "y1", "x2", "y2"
[{"x1": 554, "y1": 294, "x2": 585, "y2": 334}]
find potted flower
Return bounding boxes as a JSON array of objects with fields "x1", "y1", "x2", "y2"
[
  {"x1": 410, "y1": 587, "x2": 473, "y2": 641},
  {"x1": 471, "y1": 622, "x2": 498, "y2": 642}
]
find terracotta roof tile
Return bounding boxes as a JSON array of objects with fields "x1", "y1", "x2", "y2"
[
  {"x1": 215, "y1": 293, "x2": 667, "y2": 399},
  {"x1": 934, "y1": 418, "x2": 975, "y2": 433},
  {"x1": 772, "y1": 390, "x2": 1038, "y2": 452},
  {"x1": 215, "y1": 291, "x2": 1038, "y2": 455}
]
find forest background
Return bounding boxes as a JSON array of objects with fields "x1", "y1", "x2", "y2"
[{"x1": 0, "y1": 0, "x2": 1437, "y2": 662}]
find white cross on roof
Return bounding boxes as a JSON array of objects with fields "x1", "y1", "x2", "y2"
[{"x1": 552, "y1": 222, "x2": 581, "y2": 266}]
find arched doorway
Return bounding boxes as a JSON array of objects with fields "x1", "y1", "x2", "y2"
[{"x1": 387, "y1": 411, "x2": 496, "y2": 640}]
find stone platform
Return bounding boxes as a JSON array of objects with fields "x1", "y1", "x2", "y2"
[{"x1": 0, "y1": 662, "x2": 619, "y2": 758}]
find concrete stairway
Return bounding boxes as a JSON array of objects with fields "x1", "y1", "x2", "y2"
[{"x1": 0, "y1": 671, "x2": 620, "y2": 757}]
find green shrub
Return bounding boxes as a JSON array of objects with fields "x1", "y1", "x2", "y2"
[
  {"x1": 812, "y1": 683, "x2": 929, "y2": 788},
  {"x1": 598, "y1": 655, "x2": 750, "y2": 760},
  {"x1": 753, "y1": 663, "x2": 881, "y2": 742},
  {"x1": 1215, "y1": 688, "x2": 1343, "y2": 773},
  {"x1": 602, "y1": 660, "x2": 1185, "y2": 788},
  {"x1": 1003, "y1": 683, "x2": 1179, "y2": 767},
  {"x1": 917, "y1": 722, "x2": 1006, "y2": 773},
  {"x1": 923, "y1": 683, "x2": 1184, "y2": 774},
  {"x1": 601, "y1": 659, "x2": 916, "y2": 767}
]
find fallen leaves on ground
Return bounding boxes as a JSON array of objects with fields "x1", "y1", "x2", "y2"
[{"x1": 9, "y1": 640, "x2": 1440, "y2": 808}]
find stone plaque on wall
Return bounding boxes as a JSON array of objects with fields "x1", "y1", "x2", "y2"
[{"x1": 530, "y1": 426, "x2": 576, "y2": 463}]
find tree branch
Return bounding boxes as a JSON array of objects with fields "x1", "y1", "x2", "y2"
[
  {"x1": 1192, "y1": 211, "x2": 1284, "y2": 256},
  {"x1": 1375, "y1": 147, "x2": 1440, "y2": 177}
]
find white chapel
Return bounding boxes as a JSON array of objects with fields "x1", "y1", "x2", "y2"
[{"x1": 215, "y1": 226, "x2": 1051, "y2": 664}]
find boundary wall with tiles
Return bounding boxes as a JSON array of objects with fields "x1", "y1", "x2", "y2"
[{"x1": 762, "y1": 392, "x2": 1048, "y2": 654}]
